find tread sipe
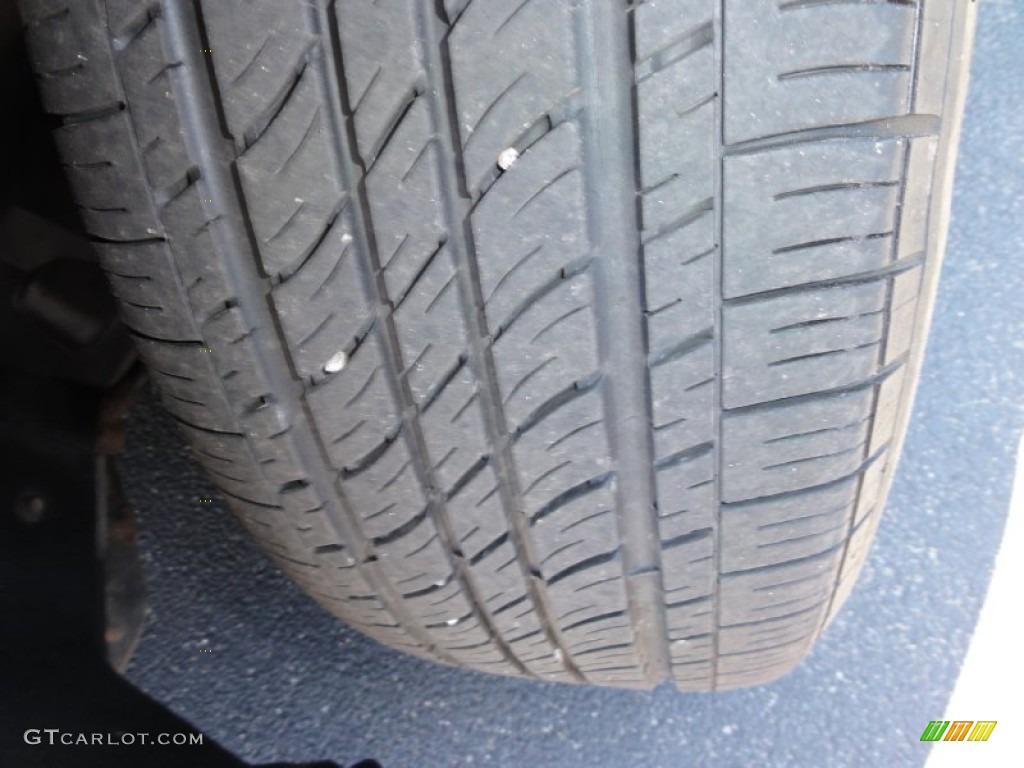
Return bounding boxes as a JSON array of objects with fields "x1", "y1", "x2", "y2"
[{"x1": 21, "y1": 0, "x2": 976, "y2": 690}]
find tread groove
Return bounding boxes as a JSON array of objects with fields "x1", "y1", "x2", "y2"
[
  {"x1": 580, "y1": 0, "x2": 670, "y2": 685},
  {"x1": 545, "y1": 549, "x2": 621, "y2": 588},
  {"x1": 724, "y1": 114, "x2": 940, "y2": 156},
  {"x1": 772, "y1": 231, "x2": 892, "y2": 255},
  {"x1": 709, "y1": 0, "x2": 726, "y2": 691},
  {"x1": 779, "y1": 0, "x2": 915, "y2": 10},
  {"x1": 529, "y1": 472, "x2": 614, "y2": 526},
  {"x1": 773, "y1": 180, "x2": 899, "y2": 201},
  {"x1": 725, "y1": 358, "x2": 906, "y2": 415},
  {"x1": 725, "y1": 253, "x2": 924, "y2": 304},
  {"x1": 778, "y1": 63, "x2": 911, "y2": 81}
]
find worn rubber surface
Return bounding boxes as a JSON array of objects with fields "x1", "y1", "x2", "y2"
[{"x1": 20, "y1": 0, "x2": 975, "y2": 690}]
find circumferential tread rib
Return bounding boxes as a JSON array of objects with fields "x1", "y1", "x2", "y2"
[
  {"x1": 322, "y1": 0, "x2": 540, "y2": 675},
  {"x1": 413, "y1": 0, "x2": 589, "y2": 681},
  {"x1": 159, "y1": 0, "x2": 449, "y2": 660}
]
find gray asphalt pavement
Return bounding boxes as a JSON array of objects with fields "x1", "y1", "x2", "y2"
[{"x1": 118, "y1": 3, "x2": 1024, "y2": 766}]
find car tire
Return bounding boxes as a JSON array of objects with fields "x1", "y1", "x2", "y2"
[{"x1": 20, "y1": 0, "x2": 976, "y2": 690}]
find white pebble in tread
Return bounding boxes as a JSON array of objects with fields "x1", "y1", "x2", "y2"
[
  {"x1": 324, "y1": 350, "x2": 347, "y2": 374},
  {"x1": 497, "y1": 147, "x2": 519, "y2": 170}
]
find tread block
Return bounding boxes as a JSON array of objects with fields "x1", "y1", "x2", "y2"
[
  {"x1": 883, "y1": 265, "x2": 925, "y2": 365},
  {"x1": 419, "y1": 369, "x2": 489, "y2": 493},
  {"x1": 447, "y1": 466, "x2": 570, "y2": 678},
  {"x1": 643, "y1": 212, "x2": 715, "y2": 355},
  {"x1": 97, "y1": 241, "x2": 199, "y2": 339},
  {"x1": 447, "y1": 463, "x2": 505, "y2": 562},
  {"x1": 335, "y1": 2, "x2": 452, "y2": 320},
  {"x1": 493, "y1": 273, "x2": 600, "y2": 432},
  {"x1": 673, "y1": 661, "x2": 714, "y2": 691},
  {"x1": 634, "y1": 1, "x2": 722, "y2": 683},
  {"x1": 23, "y1": 0, "x2": 120, "y2": 114},
  {"x1": 159, "y1": 192, "x2": 235, "y2": 323},
  {"x1": 545, "y1": 560, "x2": 640, "y2": 676},
  {"x1": 714, "y1": 636, "x2": 810, "y2": 690},
  {"x1": 633, "y1": 0, "x2": 715, "y2": 244},
  {"x1": 202, "y1": 306, "x2": 290, "y2": 436},
  {"x1": 284, "y1": 498, "x2": 339, "y2": 552},
  {"x1": 721, "y1": 477, "x2": 858, "y2": 572},
  {"x1": 724, "y1": 139, "x2": 905, "y2": 298},
  {"x1": 118, "y1": 17, "x2": 191, "y2": 192},
  {"x1": 719, "y1": 548, "x2": 840, "y2": 626},
  {"x1": 719, "y1": 607, "x2": 821, "y2": 656},
  {"x1": 335, "y1": 0, "x2": 427, "y2": 165},
  {"x1": 451, "y1": 535, "x2": 551, "y2": 666},
  {"x1": 374, "y1": 532, "x2": 497, "y2": 651},
  {"x1": 341, "y1": 433, "x2": 426, "y2": 540},
  {"x1": 654, "y1": 451, "x2": 715, "y2": 543},
  {"x1": 659, "y1": 533, "x2": 714, "y2": 599},
  {"x1": 130, "y1": 337, "x2": 235, "y2": 432},
  {"x1": 201, "y1": 0, "x2": 318, "y2": 143},
  {"x1": 869, "y1": 368, "x2": 908, "y2": 458},
  {"x1": 633, "y1": 0, "x2": 712, "y2": 63},
  {"x1": 532, "y1": 485, "x2": 617, "y2": 579},
  {"x1": 668, "y1": 634, "x2": 713, "y2": 664},
  {"x1": 308, "y1": 327, "x2": 402, "y2": 471},
  {"x1": 724, "y1": 2, "x2": 917, "y2": 144},
  {"x1": 893, "y1": 138, "x2": 937, "y2": 259},
  {"x1": 449, "y1": 0, "x2": 580, "y2": 194},
  {"x1": 272, "y1": 208, "x2": 372, "y2": 381},
  {"x1": 649, "y1": 342, "x2": 715, "y2": 463},
  {"x1": 177, "y1": 426, "x2": 270, "y2": 505},
  {"x1": 666, "y1": 598, "x2": 713, "y2": 649},
  {"x1": 238, "y1": 68, "x2": 347, "y2": 280},
  {"x1": 723, "y1": 280, "x2": 889, "y2": 408},
  {"x1": 636, "y1": 49, "x2": 715, "y2": 234},
  {"x1": 198, "y1": 305, "x2": 325, "y2": 493},
  {"x1": 54, "y1": 114, "x2": 162, "y2": 239},
  {"x1": 512, "y1": 390, "x2": 610, "y2": 519},
  {"x1": 17, "y1": 0, "x2": 70, "y2": 24},
  {"x1": 362, "y1": 100, "x2": 448, "y2": 302},
  {"x1": 471, "y1": 121, "x2": 590, "y2": 329},
  {"x1": 103, "y1": 0, "x2": 150, "y2": 39},
  {"x1": 854, "y1": 451, "x2": 890, "y2": 530},
  {"x1": 392, "y1": 244, "x2": 464, "y2": 406},
  {"x1": 829, "y1": 503, "x2": 884, "y2": 618},
  {"x1": 722, "y1": 386, "x2": 874, "y2": 502}
]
